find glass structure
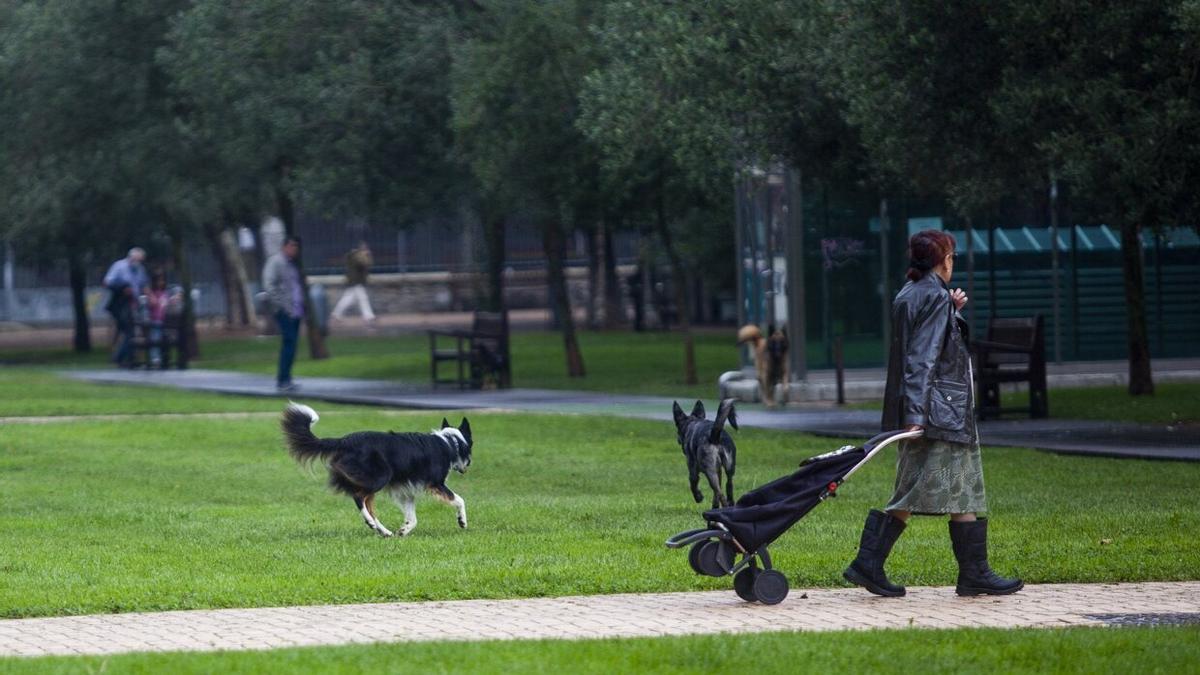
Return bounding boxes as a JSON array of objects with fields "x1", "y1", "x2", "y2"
[{"x1": 735, "y1": 166, "x2": 1200, "y2": 376}]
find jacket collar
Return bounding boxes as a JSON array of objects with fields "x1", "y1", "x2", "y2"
[{"x1": 918, "y1": 272, "x2": 949, "y2": 291}]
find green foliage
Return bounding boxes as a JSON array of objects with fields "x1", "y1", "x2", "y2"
[
  {"x1": 0, "y1": 0, "x2": 187, "y2": 248},
  {"x1": 161, "y1": 1, "x2": 463, "y2": 225},
  {"x1": 581, "y1": 1, "x2": 853, "y2": 188},
  {"x1": 6, "y1": 627, "x2": 1200, "y2": 674},
  {"x1": 990, "y1": 1, "x2": 1200, "y2": 228},
  {"x1": 449, "y1": 1, "x2": 601, "y2": 219}
]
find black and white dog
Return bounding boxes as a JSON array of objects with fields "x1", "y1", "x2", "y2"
[
  {"x1": 672, "y1": 399, "x2": 738, "y2": 508},
  {"x1": 281, "y1": 403, "x2": 472, "y2": 537}
]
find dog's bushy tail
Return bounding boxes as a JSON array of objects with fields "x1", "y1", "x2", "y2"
[
  {"x1": 709, "y1": 398, "x2": 739, "y2": 444},
  {"x1": 281, "y1": 403, "x2": 340, "y2": 465}
]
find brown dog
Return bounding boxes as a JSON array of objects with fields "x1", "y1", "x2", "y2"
[{"x1": 737, "y1": 324, "x2": 789, "y2": 406}]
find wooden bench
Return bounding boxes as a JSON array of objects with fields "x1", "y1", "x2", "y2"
[
  {"x1": 972, "y1": 315, "x2": 1048, "y2": 419},
  {"x1": 131, "y1": 312, "x2": 184, "y2": 370},
  {"x1": 428, "y1": 310, "x2": 511, "y2": 389}
]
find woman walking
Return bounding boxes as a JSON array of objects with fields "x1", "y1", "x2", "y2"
[{"x1": 843, "y1": 229, "x2": 1022, "y2": 597}]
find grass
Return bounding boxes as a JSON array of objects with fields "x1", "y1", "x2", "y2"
[
  {"x1": 850, "y1": 382, "x2": 1200, "y2": 425},
  {"x1": 4, "y1": 627, "x2": 1199, "y2": 674},
  {"x1": 3, "y1": 328, "x2": 885, "y2": 400},
  {"x1": 3, "y1": 329, "x2": 743, "y2": 400},
  {"x1": 0, "y1": 368, "x2": 365, "y2": 417},
  {"x1": 6, "y1": 327, "x2": 1196, "y2": 422},
  {"x1": 2, "y1": 369, "x2": 1198, "y2": 620}
]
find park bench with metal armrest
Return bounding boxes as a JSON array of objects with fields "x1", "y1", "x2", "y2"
[
  {"x1": 972, "y1": 315, "x2": 1048, "y2": 419},
  {"x1": 131, "y1": 312, "x2": 185, "y2": 370},
  {"x1": 428, "y1": 310, "x2": 511, "y2": 389}
]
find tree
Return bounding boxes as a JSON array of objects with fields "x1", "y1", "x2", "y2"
[
  {"x1": 0, "y1": 0, "x2": 191, "y2": 353},
  {"x1": 580, "y1": 1, "x2": 852, "y2": 384},
  {"x1": 990, "y1": 0, "x2": 1200, "y2": 395},
  {"x1": 826, "y1": 0, "x2": 1200, "y2": 395},
  {"x1": 450, "y1": 1, "x2": 605, "y2": 377}
]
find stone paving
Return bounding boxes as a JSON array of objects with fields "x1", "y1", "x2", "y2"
[{"x1": 1, "y1": 582, "x2": 1196, "y2": 658}]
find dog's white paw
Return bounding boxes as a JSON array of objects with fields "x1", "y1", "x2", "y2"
[{"x1": 458, "y1": 517, "x2": 468, "y2": 529}]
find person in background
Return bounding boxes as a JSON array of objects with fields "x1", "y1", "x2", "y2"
[
  {"x1": 103, "y1": 247, "x2": 149, "y2": 369},
  {"x1": 144, "y1": 269, "x2": 174, "y2": 368},
  {"x1": 332, "y1": 240, "x2": 376, "y2": 324},
  {"x1": 262, "y1": 236, "x2": 305, "y2": 392}
]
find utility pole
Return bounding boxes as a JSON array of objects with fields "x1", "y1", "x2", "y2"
[{"x1": 1049, "y1": 177, "x2": 1062, "y2": 363}]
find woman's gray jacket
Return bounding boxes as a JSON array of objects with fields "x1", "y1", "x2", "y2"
[{"x1": 881, "y1": 273, "x2": 977, "y2": 444}]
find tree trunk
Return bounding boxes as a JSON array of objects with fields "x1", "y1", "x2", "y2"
[
  {"x1": 275, "y1": 183, "x2": 329, "y2": 360},
  {"x1": 601, "y1": 214, "x2": 624, "y2": 328},
  {"x1": 585, "y1": 221, "x2": 600, "y2": 328},
  {"x1": 220, "y1": 229, "x2": 254, "y2": 326},
  {"x1": 654, "y1": 182, "x2": 697, "y2": 385},
  {"x1": 66, "y1": 244, "x2": 91, "y2": 353},
  {"x1": 203, "y1": 221, "x2": 237, "y2": 327},
  {"x1": 1119, "y1": 221, "x2": 1154, "y2": 395},
  {"x1": 483, "y1": 212, "x2": 506, "y2": 312},
  {"x1": 542, "y1": 218, "x2": 585, "y2": 377}
]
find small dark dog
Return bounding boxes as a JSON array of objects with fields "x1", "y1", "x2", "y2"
[
  {"x1": 281, "y1": 403, "x2": 472, "y2": 537},
  {"x1": 737, "y1": 324, "x2": 790, "y2": 406},
  {"x1": 672, "y1": 399, "x2": 738, "y2": 508}
]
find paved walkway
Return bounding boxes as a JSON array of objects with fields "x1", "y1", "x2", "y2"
[
  {"x1": 1, "y1": 582, "x2": 1196, "y2": 657},
  {"x1": 66, "y1": 368, "x2": 1200, "y2": 461}
]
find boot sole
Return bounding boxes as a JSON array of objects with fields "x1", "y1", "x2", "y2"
[
  {"x1": 956, "y1": 581, "x2": 1024, "y2": 597},
  {"x1": 843, "y1": 567, "x2": 906, "y2": 597}
]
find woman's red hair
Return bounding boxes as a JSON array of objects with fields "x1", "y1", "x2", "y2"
[{"x1": 906, "y1": 230, "x2": 956, "y2": 282}]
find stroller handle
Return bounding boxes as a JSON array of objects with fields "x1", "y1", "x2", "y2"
[
  {"x1": 841, "y1": 428, "x2": 924, "y2": 483},
  {"x1": 861, "y1": 428, "x2": 925, "y2": 454}
]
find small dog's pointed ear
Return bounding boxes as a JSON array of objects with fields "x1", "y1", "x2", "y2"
[
  {"x1": 459, "y1": 418, "x2": 472, "y2": 443},
  {"x1": 691, "y1": 400, "x2": 706, "y2": 418},
  {"x1": 441, "y1": 417, "x2": 451, "y2": 429},
  {"x1": 672, "y1": 401, "x2": 687, "y2": 426}
]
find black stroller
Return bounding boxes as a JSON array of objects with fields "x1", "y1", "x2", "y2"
[{"x1": 665, "y1": 428, "x2": 922, "y2": 605}]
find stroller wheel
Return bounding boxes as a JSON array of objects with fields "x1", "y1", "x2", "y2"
[
  {"x1": 695, "y1": 540, "x2": 734, "y2": 577},
  {"x1": 687, "y1": 541, "x2": 707, "y2": 575},
  {"x1": 753, "y1": 570, "x2": 789, "y2": 605},
  {"x1": 734, "y1": 560, "x2": 760, "y2": 602}
]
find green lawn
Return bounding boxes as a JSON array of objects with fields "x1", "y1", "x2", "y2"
[
  {"x1": 2, "y1": 328, "x2": 884, "y2": 400},
  {"x1": 2, "y1": 329, "x2": 741, "y2": 400},
  {"x1": 5, "y1": 627, "x2": 1199, "y2": 674},
  {"x1": 850, "y1": 382, "x2": 1200, "y2": 425},
  {"x1": 0, "y1": 368, "x2": 365, "y2": 417},
  {"x1": 6, "y1": 327, "x2": 1195, "y2": 425},
  {"x1": 2, "y1": 370, "x2": 1198, "y2": 620}
]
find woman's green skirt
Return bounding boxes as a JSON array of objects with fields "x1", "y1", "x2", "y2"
[{"x1": 885, "y1": 436, "x2": 987, "y2": 515}]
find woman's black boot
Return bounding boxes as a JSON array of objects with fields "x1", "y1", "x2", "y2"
[
  {"x1": 949, "y1": 518, "x2": 1024, "y2": 596},
  {"x1": 843, "y1": 509, "x2": 907, "y2": 597}
]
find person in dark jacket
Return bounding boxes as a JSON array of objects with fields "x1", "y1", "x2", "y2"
[{"x1": 843, "y1": 229, "x2": 1023, "y2": 598}]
